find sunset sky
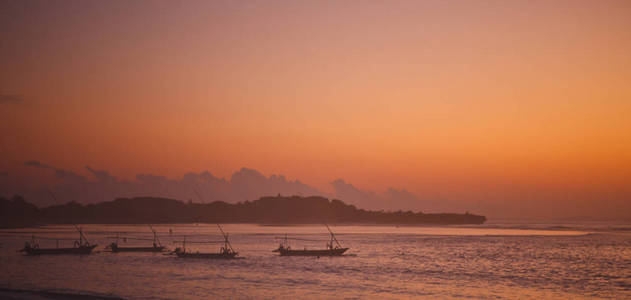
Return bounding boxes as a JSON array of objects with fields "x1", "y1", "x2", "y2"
[{"x1": 1, "y1": 0, "x2": 630, "y2": 219}]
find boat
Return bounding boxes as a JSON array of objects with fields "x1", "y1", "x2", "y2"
[
  {"x1": 19, "y1": 225, "x2": 97, "y2": 255},
  {"x1": 171, "y1": 224, "x2": 238, "y2": 259},
  {"x1": 273, "y1": 224, "x2": 349, "y2": 256},
  {"x1": 106, "y1": 225, "x2": 165, "y2": 253}
]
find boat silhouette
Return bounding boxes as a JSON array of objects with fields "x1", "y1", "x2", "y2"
[
  {"x1": 171, "y1": 224, "x2": 238, "y2": 259},
  {"x1": 106, "y1": 225, "x2": 165, "y2": 253},
  {"x1": 274, "y1": 224, "x2": 348, "y2": 256},
  {"x1": 19, "y1": 225, "x2": 97, "y2": 255}
]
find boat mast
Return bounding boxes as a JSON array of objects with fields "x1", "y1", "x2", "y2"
[
  {"x1": 324, "y1": 224, "x2": 342, "y2": 248},
  {"x1": 149, "y1": 225, "x2": 161, "y2": 247},
  {"x1": 74, "y1": 224, "x2": 90, "y2": 246},
  {"x1": 216, "y1": 224, "x2": 235, "y2": 253}
]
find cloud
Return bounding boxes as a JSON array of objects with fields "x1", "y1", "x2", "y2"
[
  {"x1": 16, "y1": 163, "x2": 326, "y2": 207},
  {"x1": 8, "y1": 161, "x2": 630, "y2": 219},
  {"x1": 330, "y1": 178, "x2": 443, "y2": 212},
  {"x1": 230, "y1": 168, "x2": 322, "y2": 201},
  {"x1": 14, "y1": 162, "x2": 444, "y2": 212},
  {"x1": 0, "y1": 94, "x2": 23, "y2": 103},
  {"x1": 330, "y1": 179, "x2": 384, "y2": 210},
  {"x1": 330, "y1": 179, "x2": 374, "y2": 200},
  {"x1": 85, "y1": 166, "x2": 116, "y2": 183},
  {"x1": 25, "y1": 160, "x2": 87, "y2": 183}
]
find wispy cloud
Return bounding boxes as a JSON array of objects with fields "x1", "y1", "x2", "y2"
[
  {"x1": 25, "y1": 160, "x2": 87, "y2": 183},
  {"x1": 85, "y1": 166, "x2": 116, "y2": 182},
  {"x1": 330, "y1": 178, "x2": 446, "y2": 212}
]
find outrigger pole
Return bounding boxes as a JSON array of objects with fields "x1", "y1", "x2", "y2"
[
  {"x1": 106, "y1": 225, "x2": 162, "y2": 247},
  {"x1": 107, "y1": 236, "x2": 159, "y2": 242},
  {"x1": 274, "y1": 236, "x2": 324, "y2": 242},
  {"x1": 172, "y1": 238, "x2": 225, "y2": 252}
]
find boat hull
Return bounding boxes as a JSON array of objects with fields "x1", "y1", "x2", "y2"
[
  {"x1": 175, "y1": 252, "x2": 237, "y2": 259},
  {"x1": 21, "y1": 245, "x2": 97, "y2": 256},
  {"x1": 278, "y1": 248, "x2": 348, "y2": 256}
]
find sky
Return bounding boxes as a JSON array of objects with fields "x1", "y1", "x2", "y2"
[{"x1": 1, "y1": 0, "x2": 630, "y2": 220}]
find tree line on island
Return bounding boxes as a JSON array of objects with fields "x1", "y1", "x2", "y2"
[{"x1": 0, "y1": 194, "x2": 486, "y2": 228}]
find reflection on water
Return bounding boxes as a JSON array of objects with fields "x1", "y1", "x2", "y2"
[{"x1": 1, "y1": 224, "x2": 630, "y2": 299}]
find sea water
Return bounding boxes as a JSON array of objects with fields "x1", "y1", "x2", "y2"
[{"x1": 0, "y1": 223, "x2": 629, "y2": 299}]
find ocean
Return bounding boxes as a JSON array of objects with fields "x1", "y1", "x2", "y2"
[{"x1": 0, "y1": 223, "x2": 630, "y2": 299}]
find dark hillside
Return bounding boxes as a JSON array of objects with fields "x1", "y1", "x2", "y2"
[{"x1": 0, "y1": 195, "x2": 486, "y2": 227}]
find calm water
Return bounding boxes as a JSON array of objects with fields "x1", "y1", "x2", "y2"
[{"x1": 0, "y1": 223, "x2": 630, "y2": 299}]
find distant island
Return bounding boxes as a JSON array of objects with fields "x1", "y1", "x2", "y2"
[{"x1": 0, "y1": 195, "x2": 486, "y2": 228}]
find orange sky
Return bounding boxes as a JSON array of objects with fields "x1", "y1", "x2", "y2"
[{"x1": 1, "y1": 0, "x2": 630, "y2": 219}]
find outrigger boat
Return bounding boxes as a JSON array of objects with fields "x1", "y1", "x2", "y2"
[
  {"x1": 273, "y1": 224, "x2": 348, "y2": 256},
  {"x1": 19, "y1": 225, "x2": 97, "y2": 255},
  {"x1": 106, "y1": 225, "x2": 165, "y2": 253},
  {"x1": 171, "y1": 224, "x2": 238, "y2": 259}
]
